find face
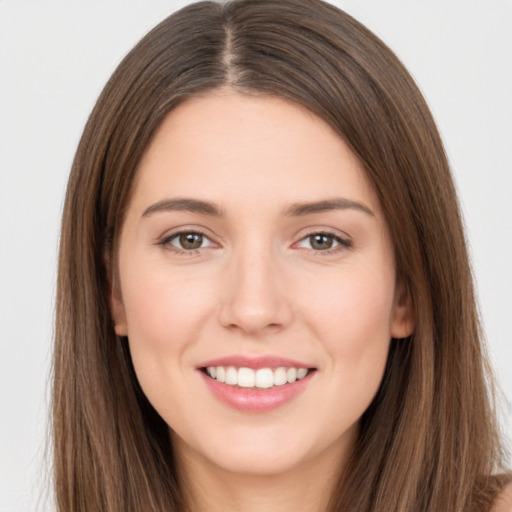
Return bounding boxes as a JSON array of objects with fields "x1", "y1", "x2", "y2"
[{"x1": 111, "y1": 90, "x2": 413, "y2": 480}]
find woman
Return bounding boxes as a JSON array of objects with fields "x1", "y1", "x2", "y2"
[{"x1": 53, "y1": 0, "x2": 511, "y2": 510}]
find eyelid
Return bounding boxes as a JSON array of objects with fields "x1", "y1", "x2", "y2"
[
  {"x1": 156, "y1": 226, "x2": 220, "y2": 254},
  {"x1": 154, "y1": 225, "x2": 351, "y2": 255},
  {"x1": 293, "y1": 228, "x2": 353, "y2": 253}
]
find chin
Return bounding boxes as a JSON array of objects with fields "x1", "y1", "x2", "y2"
[{"x1": 171, "y1": 420, "x2": 355, "y2": 480}]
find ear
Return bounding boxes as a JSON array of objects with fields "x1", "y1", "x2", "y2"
[
  {"x1": 390, "y1": 279, "x2": 415, "y2": 339},
  {"x1": 104, "y1": 251, "x2": 128, "y2": 337}
]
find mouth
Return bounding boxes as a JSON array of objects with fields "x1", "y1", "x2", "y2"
[
  {"x1": 200, "y1": 366, "x2": 316, "y2": 390},
  {"x1": 198, "y1": 357, "x2": 317, "y2": 412}
]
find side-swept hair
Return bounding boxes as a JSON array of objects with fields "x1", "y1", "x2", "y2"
[{"x1": 53, "y1": 1, "x2": 508, "y2": 510}]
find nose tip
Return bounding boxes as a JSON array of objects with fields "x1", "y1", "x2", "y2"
[
  {"x1": 220, "y1": 301, "x2": 288, "y2": 335},
  {"x1": 218, "y1": 256, "x2": 292, "y2": 335}
]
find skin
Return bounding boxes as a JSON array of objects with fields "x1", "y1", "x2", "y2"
[
  {"x1": 110, "y1": 89, "x2": 414, "y2": 512},
  {"x1": 493, "y1": 484, "x2": 512, "y2": 512}
]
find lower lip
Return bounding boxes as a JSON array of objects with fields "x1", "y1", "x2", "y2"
[{"x1": 200, "y1": 370, "x2": 314, "y2": 413}]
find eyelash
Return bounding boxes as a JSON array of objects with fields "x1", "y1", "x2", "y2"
[
  {"x1": 296, "y1": 231, "x2": 352, "y2": 255},
  {"x1": 157, "y1": 229, "x2": 213, "y2": 256},
  {"x1": 157, "y1": 230, "x2": 352, "y2": 256}
]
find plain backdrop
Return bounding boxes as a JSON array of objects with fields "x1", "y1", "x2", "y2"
[{"x1": 1, "y1": 1, "x2": 511, "y2": 511}]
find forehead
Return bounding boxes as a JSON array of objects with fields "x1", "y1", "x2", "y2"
[{"x1": 130, "y1": 90, "x2": 380, "y2": 216}]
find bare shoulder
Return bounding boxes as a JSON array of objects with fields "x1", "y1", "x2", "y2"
[{"x1": 491, "y1": 482, "x2": 512, "y2": 512}]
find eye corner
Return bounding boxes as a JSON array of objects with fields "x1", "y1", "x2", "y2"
[
  {"x1": 293, "y1": 229, "x2": 353, "y2": 254},
  {"x1": 156, "y1": 228, "x2": 219, "y2": 255}
]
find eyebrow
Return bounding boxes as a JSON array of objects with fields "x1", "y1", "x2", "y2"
[
  {"x1": 284, "y1": 198, "x2": 374, "y2": 217},
  {"x1": 141, "y1": 196, "x2": 374, "y2": 219},
  {"x1": 142, "y1": 198, "x2": 225, "y2": 218}
]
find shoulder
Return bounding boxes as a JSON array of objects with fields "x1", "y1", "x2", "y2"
[{"x1": 491, "y1": 482, "x2": 512, "y2": 512}]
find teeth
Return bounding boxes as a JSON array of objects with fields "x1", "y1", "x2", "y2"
[
  {"x1": 238, "y1": 367, "x2": 255, "y2": 388},
  {"x1": 297, "y1": 368, "x2": 308, "y2": 379},
  {"x1": 286, "y1": 367, "x2": 297, "y2": 383},
  {"x1": 225, "y1": 366, "x2": 237, "y2": 385},
  {"x1": 274, "y1": 367, "x2": 287, "y2": 386},
  {"x1": 255, "y1": 368, "x2": 274, "y2": 389},
  {"x1": 206, "y1": 366, "x2": 310, "y2": 388},
  {"x1": 216, "y1": 366, "x2": 225, "y2": 383}
]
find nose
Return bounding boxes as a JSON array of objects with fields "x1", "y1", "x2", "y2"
[{"x1": 218, "y1": 246, "x2": 293, "y2": 336}]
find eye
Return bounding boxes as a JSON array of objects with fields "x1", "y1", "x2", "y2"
[
  {"x1": 161, "y1": 231, "x2": 214, "y2": 252},
  {"x1": 296, "y1": 232, "x2": 350, "y2": 252}
]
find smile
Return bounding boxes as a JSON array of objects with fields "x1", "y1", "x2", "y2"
[
  {"x1": 204, "y1": 366, "x2": 310, "y2": 389},
  {"x1": 198, "y1": 357, "x2": 317, "y2": 412}
]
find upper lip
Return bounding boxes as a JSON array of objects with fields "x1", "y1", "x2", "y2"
[{"x1": 197, "y1": 355, "x2": 315, "y2": 370}]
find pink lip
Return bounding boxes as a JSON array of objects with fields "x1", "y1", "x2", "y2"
[
  {"x1": 200, "y1": 372, "x2": 314, "y2": 413},
  {"x1": 197, "y1": 355, "x2": 314, "y2": 370},
  {"x1": 197, "y1": 355, "x2": 316, "y2": 413}
]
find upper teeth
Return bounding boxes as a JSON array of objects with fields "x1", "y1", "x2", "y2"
[{"x1": 206, "y1": 366, "x2": 309, "y2": 388}]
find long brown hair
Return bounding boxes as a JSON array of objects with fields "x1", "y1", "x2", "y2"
[{"x1": 53, "y1": 1, "x2": 509, "y2": 510}]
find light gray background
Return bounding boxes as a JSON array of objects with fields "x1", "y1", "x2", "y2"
[{"x1": 1, "y1": 1, "x2": 511, "y2": 511}]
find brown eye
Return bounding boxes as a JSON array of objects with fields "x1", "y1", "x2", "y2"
[
  {"x1": 309, "y1": 234, "x2": 335, "y2": 251},
  {"x1": 296, "y1": 232, "x2": 351, "y2": 253},
  {"x1": 178, "y1": 232, "x2": 204, "y2": 250},
  {"x1": 159, "y1": 230, "x2": 215, "y2": 253}
]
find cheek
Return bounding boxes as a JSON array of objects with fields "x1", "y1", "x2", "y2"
[
  {"x1": 301, "y1": 262, "x2": 395, "y2": 386},
  {"x1": 120, "y1": 262, "x2": 212, "y2": 348},
  {"x1": 117, "y1": 254, "x2": 216, "y2": 399},
  {"x1": 118, "y1": 263, "x2": 217, "y2": 424},
  {"x1": 305, "y1": 260, "x2": 395, "y2": 329},
  {"x1": 302, "y1": 271, "x2": 394, "y2": 436}
]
